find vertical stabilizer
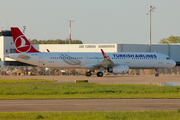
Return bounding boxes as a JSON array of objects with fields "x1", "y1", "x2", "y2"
[{"x1": 11, "y1": 27, "x2": 39, "y2": 53}]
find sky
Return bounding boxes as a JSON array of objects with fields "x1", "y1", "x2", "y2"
[{"x1": 0, "y1": 0, "x2": 180, "y2": 44}]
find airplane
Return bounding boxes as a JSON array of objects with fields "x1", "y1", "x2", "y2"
[{"x1": 8, "y1": 27, "x2": 176, "y2": 77}]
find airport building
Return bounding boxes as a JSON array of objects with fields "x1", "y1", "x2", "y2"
[{"x1": 0, "y1": 30, "x2": 180, "y2": 67}]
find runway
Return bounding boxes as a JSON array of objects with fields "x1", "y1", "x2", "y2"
[{"x1": 0, "y1": 99, "x2": 180, "y2": 112}]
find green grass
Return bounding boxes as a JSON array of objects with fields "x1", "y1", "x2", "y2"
[
  {"x1": 0, "y1": 111, "x2": 180, "y2": 120},
  {"x1": 0, "y1": 80, "x2": 180, "y2": 99},
  {"x1": 0, "y1": 79, "x2": 55, "y2": 83}
]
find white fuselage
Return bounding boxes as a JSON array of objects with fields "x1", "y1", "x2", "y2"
[{"x1": 9, "y1": 52, "x2": 176, "y2": 69}]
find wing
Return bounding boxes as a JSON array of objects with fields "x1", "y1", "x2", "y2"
[{"x1": 94, "y1": 49, "x2": 118, "y2": 68}]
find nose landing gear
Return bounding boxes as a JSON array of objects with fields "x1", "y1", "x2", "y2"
[{"x1": 155, "y1": 69, "x2": 159, "y2": 77}]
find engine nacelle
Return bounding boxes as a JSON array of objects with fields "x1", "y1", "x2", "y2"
[{"x1": 108, "y1": 65, "x2": 129, "y2": 74}]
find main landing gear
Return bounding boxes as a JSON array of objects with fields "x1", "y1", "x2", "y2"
[
  {"x1": 97, "y1": 72, "x2": 103, "y2": 77},
  {"x1": 85, "y1": 71, "x2": 92, "y2": 77},
  {"x1": 85, "y1": 71, "x2": 103, "y2": 77}
]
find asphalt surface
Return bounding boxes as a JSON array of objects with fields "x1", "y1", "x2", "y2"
[
  {"x1": 0, "y1": 74, "x2": 180, "y2": 84},
  {"x1": 0, "y1": 75, "x2": 180, "y2": 112},
  {"x1": 0, "y1": 99, "x2": 180, "y2": 112}
]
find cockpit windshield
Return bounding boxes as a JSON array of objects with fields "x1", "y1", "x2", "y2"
[{"x1": 166, "y1": 57, "x2": 170, "y2": 60}]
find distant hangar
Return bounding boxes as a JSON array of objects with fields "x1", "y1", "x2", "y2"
[{"x1": 0, "y1": 30, "x2": 180, "y2": 67}]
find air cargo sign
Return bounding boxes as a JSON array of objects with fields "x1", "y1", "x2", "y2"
[
  {"x1": 79, "y1": 45, "x2": 115, "y2": 48},
  {"x1": 113, "y1": 54, "x2": 157, "y2": 58}
]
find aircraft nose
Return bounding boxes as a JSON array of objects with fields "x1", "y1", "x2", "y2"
[{"x1": 171, "y1": 60, "x2": 176, "y2": 67}]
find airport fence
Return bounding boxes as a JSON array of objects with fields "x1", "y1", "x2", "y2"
[{"x1": 0, "y1": 66, "x2": 180, "y2": 76}]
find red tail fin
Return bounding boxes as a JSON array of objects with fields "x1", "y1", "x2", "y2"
[{"x1": 11, "y1": 27, "x2": 39, "y2": 53}]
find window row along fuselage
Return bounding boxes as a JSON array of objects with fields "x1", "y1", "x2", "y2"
[{"x1": 20, "y1": 52, "x2": 175, "y2": 69}]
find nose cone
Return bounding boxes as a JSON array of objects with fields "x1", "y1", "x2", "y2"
[{"x1": 171, "y1": 60, "x2": 176, "y2": 67}]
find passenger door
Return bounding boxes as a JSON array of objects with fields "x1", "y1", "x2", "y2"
[
  {"x1": 38, "y1": 53, "x2": 43, "y2": 63},
  {"x1": 158, "y1": 56, "x2": 163, "y2": 64}
]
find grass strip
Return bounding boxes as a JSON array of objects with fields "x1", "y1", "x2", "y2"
[
  {"x1": 0, "y1": 93, "x2": 180, "y2": 99},
  {"x1": 0, "y1": 79, "x2": 55, "y2": 83},
  {"x1": 0, "y1": 82, "x2": 180, "y2": 99},
  {"x1": 0, "y1": 111, "x2": 180, "y2": 120}
]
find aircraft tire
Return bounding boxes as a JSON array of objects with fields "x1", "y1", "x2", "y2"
[
  {"x1": 155, "y1": 69, "x2": 159, "y2": 77},
  {"x1": 155, "y1": 73, "x2": 159, "y2": 77},
  {"x1": 97, "y1": 72, "x2": 103, "y2": 77}
]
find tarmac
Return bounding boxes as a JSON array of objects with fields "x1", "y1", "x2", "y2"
[
  {"x1": 0, "y1": 75, "x2": 180, "y2": 112},
  {"x1": 0, "y1": 99, "x2": 180, "y2": 112},
  {"x1": 0, "y1": 74, "x2": 180, "y2": 84}
]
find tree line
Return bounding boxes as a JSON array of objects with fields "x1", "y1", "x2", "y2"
[
  {"x1": 28, "y1": 39, "x2": 83, "y2": 44},
  {"x1": 28, "y1": 36, "x2": 180, "y2": 44},
  {"x1": 159, "y1": 36, "x2": 180, "y2": 44}
]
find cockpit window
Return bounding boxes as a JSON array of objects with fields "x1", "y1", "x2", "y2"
[{"x1": 166, "y1": 57, "x2": 170, "y2": 60}]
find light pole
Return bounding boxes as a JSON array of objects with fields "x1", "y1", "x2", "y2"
[
  {"x1": 66, "y1": 20, "x2": 75, "y2": 44},
  {"x1": 146, "y1": 6, "x2": 156, "y2": 52}
]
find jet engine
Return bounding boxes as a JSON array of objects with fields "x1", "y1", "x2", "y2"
[{"x1": 108, "y1": 65, "x2": 129, "y2": 74}]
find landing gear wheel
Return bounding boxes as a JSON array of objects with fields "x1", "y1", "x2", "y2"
[
  {"x1": 97, "y1": 72, "x2": 103, "y2": 77},
  {"x1": 85, "y1": 72, "x2": 91, "y2": 77},
  {"x1": 155, "y1": 73, "x2": 159, "y2": 77},
  {"x1": 155, "y1": 69, "x2": 159, "y2": 77}
]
